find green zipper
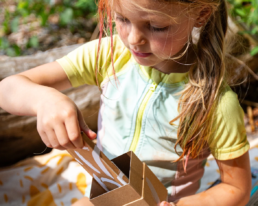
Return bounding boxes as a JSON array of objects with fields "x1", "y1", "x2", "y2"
[{"x1": 129, "y1": 82, "x2": 158, "y2": 152}]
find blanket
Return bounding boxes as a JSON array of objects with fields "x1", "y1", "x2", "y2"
[
  {"x1": 0, "y1": 149, "x2": 92, "y2": 206},
  {"x1": 1, "y1": 139, "x2": 258, "y2": 206}
]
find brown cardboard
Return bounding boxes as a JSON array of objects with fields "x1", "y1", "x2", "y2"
[
  {"x1": 67, "y1": 133, "x2": 168, "y2": 205},
  {"x1": 117, "y1": 162, "x2": 168, "y2": 206},
  {"x1": 67, "y1": 133, "x2": 129, "y2": 191},
  {"x1": 142, "y1": 163, "x2": 168, "y2": 205},
  {"x1": 89, "y1": 153, "x2": 168, "y2": 206},
  {"x1": 90, "y1": 152, "x2": 144, "y2": 206}
]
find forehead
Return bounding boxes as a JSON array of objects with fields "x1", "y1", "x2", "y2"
[{"x1": 113, "y1": 0, "x2": 188, "y2": 22}]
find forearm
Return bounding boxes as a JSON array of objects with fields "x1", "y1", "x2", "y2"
[
  {"x1": 175, "y1": 183, "x2": 249, "y2": 206},
  {"x1": 0, "y1": 75, "x2": 63, "y2": 116}
]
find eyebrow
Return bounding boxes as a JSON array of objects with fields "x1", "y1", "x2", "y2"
[
  {"x1": 114, "y1": 11, "x2": 175, "y2": 24},
  {"x1": 114, "y1": 12, "x2": 124, "y2": 17},
  {"x1": 161, "y1": 0, "x2": 193, "y2": 2}
]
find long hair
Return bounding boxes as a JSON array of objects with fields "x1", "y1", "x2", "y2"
[
  {"x1": 169, "y1": 0, "x2": 228, "y2": 171},
  {"x1": 97, "y1": 0, "x2": 229, "y2": 169}
]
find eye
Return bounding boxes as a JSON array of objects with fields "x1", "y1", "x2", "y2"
[
  {"x1": 115, "y1": 17, "x2": 129, "y2": 23},
  {"x1": 150, "y1": 26, "x2": 169, "y2": 32}
]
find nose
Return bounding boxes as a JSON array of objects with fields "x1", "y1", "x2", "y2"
[{"x1": 128, "y1": 26, "x2": 146, "y2": 46}]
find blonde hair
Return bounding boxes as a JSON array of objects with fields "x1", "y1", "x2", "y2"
[
  {"x1": 169, "y1": 0, "x2": 228, "y2": 168},
  {"x1": 97, "y1": 0, "x2": 229, "y2": 169}
]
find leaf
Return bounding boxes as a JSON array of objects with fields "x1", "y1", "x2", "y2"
[
  {"x1": 29, "y1": 36, "x2": 39, "y2": 48},
  {"x1": 6, "y1": 48, "x2": 16, "y2": 57},
  {"x1": 235, "y1": 8, "x2": 247, "y2": 17},
  {"x1": 11, "y1": 17, "x2": 20, "y2": 33},
  {"x1": 40, "y1": 13, "x2": 49, "y2": 26},
  {"x1": 251, "y1": 27, "x2": 258, "y2": 35},
  {"x1": 18, "y1": 1, "x2": 28, "y2": 9},
  {"x1": 0, "y1": 37, "x2": 10, "y2": 50},
  {"x1": 13, "y1": 44, "x2": 21, "y2": 56},
  {"x1": 60, "y1": 8, "x2": 73, "y2": 25},
  {"x1": 17, "y1": 1, "x2": 29, "y2": 17},
  {"x1": 251, "y1": 46, "x2": 258, "y2": 56}
]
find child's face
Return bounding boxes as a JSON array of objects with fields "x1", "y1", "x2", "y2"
[{"x1": 114, "y1": 0, "x2": 198, "y2": 73}]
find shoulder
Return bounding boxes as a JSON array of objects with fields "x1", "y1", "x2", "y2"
[
  {"x1": 208, "y1": 84, "x2": 249, "y2": 160},
  {"x1": 56, "y1": 35, "x2": 131, "y2": 87},
  {"x1": 63, "y1": 35, "x2": 129, "y2": 59},
  {"x1": 78, "y1": 35, "x2": 128, "y2": 56},
  {"x1": 216, "y1": 85, "x2": 243, "y2": 118},
  {"x1": 85, "y1": 35, "x2": 132, "y2": 74}
]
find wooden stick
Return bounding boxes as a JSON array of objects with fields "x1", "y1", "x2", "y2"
[
  {"x1": 226, "y1": 54, "x2": 258, "y2": 81},
  {"x1": 247, "y1": 106, "x2": 256, "y2": 132},
  {"x1": 90, "y1": 23, "x2": 100, "y2": 41},
  {"x1": 241, "y1": 100, "x2": 258, "y2": 108}
]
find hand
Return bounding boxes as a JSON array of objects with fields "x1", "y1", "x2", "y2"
[
  {"x1": 160, "y1": 201, "x2": 176, "y2": 206},
  {"x1": 36, "y1": 89, "x2": 96, "y2": 150}
]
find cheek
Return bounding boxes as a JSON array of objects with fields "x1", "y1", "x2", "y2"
[
  {"x1": 116, "y1": 25, "x2": 129, "y2": 47},
  {"x1": 115, "y1": 23, "x2": 122, "y2": 33},
  {"x1": 116, "y1": 23, "x2": 127, "y2": 38},
  {"x1": 151, "y1": 37, "x2": 183, "y2": 55}
]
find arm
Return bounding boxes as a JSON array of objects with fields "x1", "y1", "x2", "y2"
[
  {"x1": 0, "y1": 62, "x2": 96, "y2": 150},
  {"x1": 0, "y1": 62, "x2": 71, "y2": 116},
  {"x1": 161, "y1": 151, "x2": 251, "y2": 206}
]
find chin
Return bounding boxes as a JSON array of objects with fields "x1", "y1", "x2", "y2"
[{"x1": 133, "y1": 56, "x2": 157, "y2": 67}]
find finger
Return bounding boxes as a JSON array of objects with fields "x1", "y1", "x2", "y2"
[
  {"x1": 54, "y1": 123, "x2": 76, "y2": 149},
  {"x1": 38, "y1": 129, "x2": 52, "y2": 148},
  {"x1": 160, "y1": 202, "x2": 167, "y2": 206},
  {"x1": 77, "y1": 108, "x2": 97, "y2": 140},
  {"x1": 65, "y1": 115, "x2": 84, "y2": 148},
  {"x1": 160, "y1": 202, "x2": 174, "y2": 206},
  {"x1": 46, "y1": 129, "x2": 66, "y2": 150}
]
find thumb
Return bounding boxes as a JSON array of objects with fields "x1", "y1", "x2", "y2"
[
  {"x1": 77, "y1": 108, "x2": 97, "y2": 140},
  {"x1": 160, "y1": 202, "x2": 175, "y2": 206}
]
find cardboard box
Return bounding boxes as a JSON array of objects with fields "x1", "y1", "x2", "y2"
[{"x1": 68, "y1": 134, "x2": 167, "y2": 205}]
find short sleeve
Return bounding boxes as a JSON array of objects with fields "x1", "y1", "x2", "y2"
[
  {"x1": 56, "y1": 35, "x2": 130, "y2": 87},
  {"x1": 208, "y1": 86, "x2": 249, "y2": 160}
]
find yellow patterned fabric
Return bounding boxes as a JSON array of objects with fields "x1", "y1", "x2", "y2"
[{"x1": 0, "y1": 149, "x2": 91, "y2": 206}]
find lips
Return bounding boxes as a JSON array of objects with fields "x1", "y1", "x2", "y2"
[{"x1": 131, "y1": 50, "x2": 152, "y2": 58}]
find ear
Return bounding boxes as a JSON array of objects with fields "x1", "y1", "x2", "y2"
[{"x1": 194, "y1": 6, "x2": 212, "y2": 28}]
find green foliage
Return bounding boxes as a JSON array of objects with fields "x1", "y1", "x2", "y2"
[
  {"x1": 28, "y1": 36, "x2": 39, "y2": 48},
  {"x1": 3, "y1": 1, "x2": 257, "y2": 57},
  {"x1": 0, "y1": 0, "x2": 98, "y2": 57},
  {"x1": 227, "y1": 0, "x2": 258, "y2": 56}
]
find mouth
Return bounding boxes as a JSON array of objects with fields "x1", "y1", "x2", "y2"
[{"x1": 131, "y1": 50, "x2": 152, "y2": 58}]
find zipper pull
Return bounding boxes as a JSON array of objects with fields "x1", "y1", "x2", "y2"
[{"x1": 150, "y1": 83, "x2": 157, "y2": 92}]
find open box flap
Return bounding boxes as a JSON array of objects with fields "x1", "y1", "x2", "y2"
[
  {"x1": 142, "y1": 163, "x2": 168, "y2": 205},
  {"x1": 111, "y1": 151, "x2": 143, "y2": 196},
  {"x1": 67, "y1": 133, "x2": 128, "y2": 191},
  {"x1": 90, "y1": 151, "x2": 145, "y2": 206}
]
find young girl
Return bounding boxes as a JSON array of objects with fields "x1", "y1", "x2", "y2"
[{"x1": 0, "y1": 0, "x2": 252, "y2": 205}]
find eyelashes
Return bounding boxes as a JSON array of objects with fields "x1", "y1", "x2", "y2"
[
  {"x1": 115, "y1": 17, "x2": 169, "y2": 33},
  {"x1": 151, "y1": 26, "x2": 169, "y2": 32},
  {"x1": 115, "y1": 17, "x2": 129, "y2": 23}
]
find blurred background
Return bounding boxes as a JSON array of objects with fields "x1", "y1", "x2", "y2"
[
  {"x1": 0, "y1": 0, "x2": 98, "y2": 57},
  {"x1": 0, "y1": 0, "x2": 258, "y2": 165}
]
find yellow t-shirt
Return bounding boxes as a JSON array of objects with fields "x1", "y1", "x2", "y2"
[
  {"x1": 57, "y1": 35, "x2": 249, "y2": 161},
  {"x1": 57, "y1": 35, "x2": 249, "y2": 199}
]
